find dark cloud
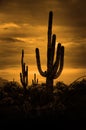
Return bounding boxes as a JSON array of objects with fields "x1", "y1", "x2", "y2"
[
  {"x1": 53, "y1": 0, "x2": 86, "y2": 28},
  {"x1": 0, "y1": 0, "x2": 48, "y2": 24},
  {"x1": 0, "y1": 0, "x2": 86, "y2": 27},
  {"x1": 0, "y1": 37, "x2": 24, "y2": 43},
  {"x1": 65, "y1": 40, "x2": 86, "y2": 68},
  {"x1": 0, "y1": 36, "x2": 37, "y2": 69}
]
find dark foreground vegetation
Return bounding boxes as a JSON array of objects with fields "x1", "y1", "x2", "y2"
[{"x1": 0, "y1": 78, "x2": 86, "y2": 129}]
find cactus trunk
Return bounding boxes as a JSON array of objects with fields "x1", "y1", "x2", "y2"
[{"x1": 46, "y1": 77, "x2": 53, "y2": 91}]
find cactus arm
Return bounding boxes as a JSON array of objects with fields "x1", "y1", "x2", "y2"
[
  {"x1": 34, "y1": 73, "x2": 36, "y2": 82},
  {"x1": 53, "y1": 46, "x2": 64, "y2": 79},
  {"x1": 51, "y1": 34, "x2": 56, "y2": 65},
  {"x1": 35, "y1": 48, "x2": 47, "y2": 77},
  {"x1": 37, "y1": 78, "x2": 38, "y2": 84},
  {"x1": 52, "y1": 43, "x2": 61, "y2": 76},
  {"x1": 26, "y1": 66, "x2": 28, "y2": 86}
]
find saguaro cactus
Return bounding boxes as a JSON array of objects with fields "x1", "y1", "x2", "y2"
[
  {"x1": 35, "y1": 11, "x2": 64, "y2": 91},
  {"x1": 20, "y1": 49, "x2": 28, "y2": 93},
  {"x1": 32, "y1": 73, "x2": 38, "y2": 85}
]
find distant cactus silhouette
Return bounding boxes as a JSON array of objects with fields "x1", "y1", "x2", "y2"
[
  {"x1": 20, "y1": 49, "x2": 28, "y2": 93},
  {"x1": 35, "y1": 11, "x2": 64, "y2": 91},
  {"x1": 32, "y1": 73, "x2": 38, "y2": 85}
]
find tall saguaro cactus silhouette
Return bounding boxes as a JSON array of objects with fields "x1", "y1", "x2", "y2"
[
  {"x1": 20, "y1": 49, "x2": 28, "y2": 93},
  {"x1": 35, "y1": 11, "x2": 64, "y2": 91}
]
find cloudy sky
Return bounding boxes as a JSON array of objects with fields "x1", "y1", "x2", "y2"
[{"x1": 0, "y1": 0, "x2": 86, "y2": 84}]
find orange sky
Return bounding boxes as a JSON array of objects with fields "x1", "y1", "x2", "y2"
[{"x1": 0, "y1": 0, "x2": 86, "y2": 85}]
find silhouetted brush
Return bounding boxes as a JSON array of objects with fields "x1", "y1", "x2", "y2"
[
  {"x1": 35, "y1": 11, "x2": 64, "y2": 92},
  {"x1": 20, "y1": 49, "x2": 28, "y2": 94}
]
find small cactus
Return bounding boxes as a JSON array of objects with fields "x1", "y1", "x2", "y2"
[
  {"x1": 32, "y1": 73, "x2": 38, "y2": 86},
  {"x1": 35, "y1": 11, "x2": 64, "y2": 92},
  {"x1": 20, "y1": 49, "x2": 28, "y2": 93}
]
